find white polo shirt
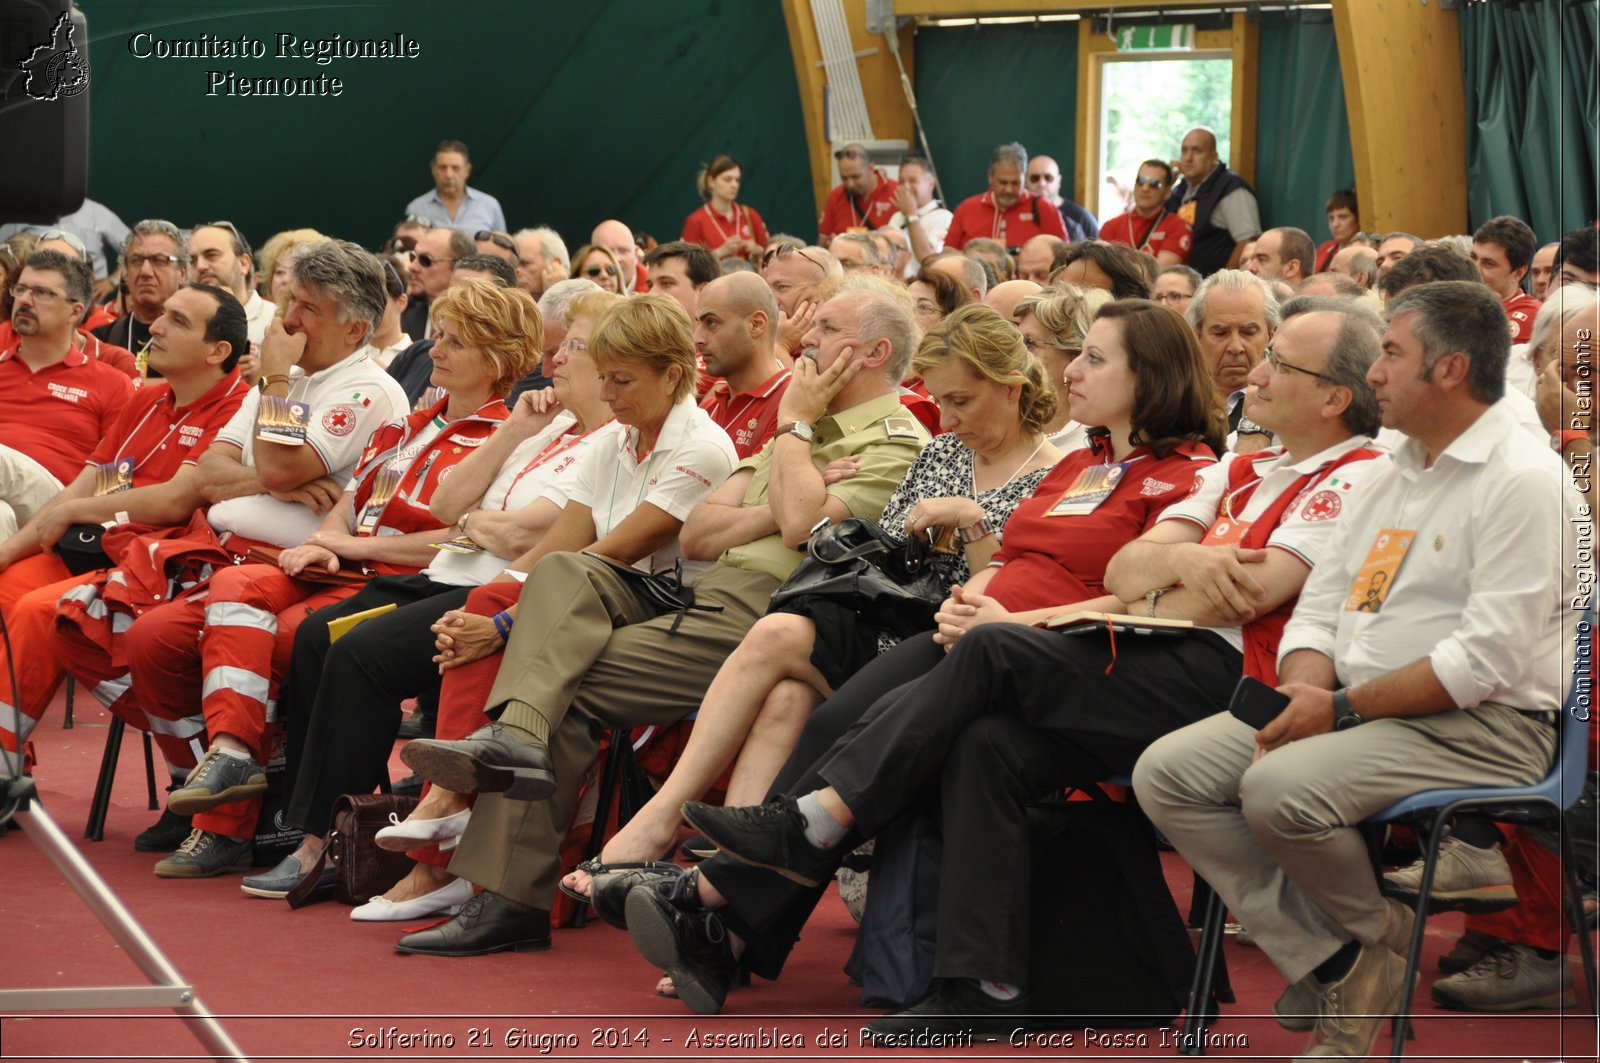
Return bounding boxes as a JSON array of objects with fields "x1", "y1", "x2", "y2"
[
  {"x1": 241, "y1": 290, "x2": 277, "y2": 347},
  {"x1": 560, "y1": 396, "x2": 737, "y2": 581},
  {"x1": 206, "y1": 346, "x2": 409, "y2": 547},
  {"x1": 1279, "y1": 400, "x2": 1578, "y2": 712}
]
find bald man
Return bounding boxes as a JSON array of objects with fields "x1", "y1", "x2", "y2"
[
  {"x1": 985, "y1": 279, "x2": 1042, "y2": 322},
  {"x1": 1015, "y1": 235, "x2": 1065, "y2": 286},
  {"x1": 694, "y1": 273, "x2": 793, "y2": 458},
  {"x1": 1166, "y1": 127, "x2": 1261, "y2": 276},
  {"x1": 592, "y1": 219, "x2": 644, "y2": 293}
]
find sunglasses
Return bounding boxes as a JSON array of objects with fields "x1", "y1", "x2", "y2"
[
  {"x1": 584, "y1": 265, "x2": 618, "y2": 277},
  {"x1": 761, "y1": 244, "x2": 828, "y2": 274},
  {"x1": 1135, "y1": 176, "x2": 1168, "y2": 189},
  {"x1": 36, "y1": 228, "x2": 88, "y2": 256},
  {"x1": 1026, "y1": 174, "x2": 1058, "y2": 183},
  {"x1": 416, "y1": 253, "x2": 454, "y2": 269},
  {"x1": 200, "y1": 219, "x2": 253, "y2": 258},
  {"x1": 475, "y1": 230, "x2": 517, "y2": 254}
]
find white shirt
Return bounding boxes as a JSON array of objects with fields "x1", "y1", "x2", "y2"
[
  {"x1": 1047, "y1": 421, "x2": 1089, "y2": 454},
  {"x1": 1506, "y1": 341, "x2": 1538, "y2": 401},
  {"x1": 1279, "y1": 400, "x2": 1579, "y2": 712},
  {"x1": 887, "y1": 200, "x2": 953, "y2": 276},
  {"x1": 424, "y1": 414, "x2": 625, "y2": 587},
  {"x1": 1158, "y1": 436, "x2": 1384, "y2": 652},
  {"x1": 1374, "y1": 392, "x2": 1543, "y2": 451},
  {"x1": 241, "y1": 291, "x2": 276, "y2": 347},
  {"x1": 206, "y1": 347, "x2": 409, "y2": 547},
  {"x1": 563, "y1": 396, "x2": 737, "y2": 581}
]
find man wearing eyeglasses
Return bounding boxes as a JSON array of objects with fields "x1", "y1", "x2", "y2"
[
  {"x1": 403, "y1": 139, "x2": 506, "y2": 234},
  {"x1": 944, "y1": 143, "x2": 1068, "y2": 253},
  {"x1": 1102, "y1": 160, "x2": 1193, "y2": 267},
  {"x1": 91, "y1": 219, "x2": 188, "y2": 366},
  {"x1": 1025, "y1": 154, "x2": 1099, "y2": 243},
  {"x1": 403, "y1": 227, "x2": 475, "y2": 342},
  {"x1": 819, "y1": 145, "x2": 900, "y2": 244}
]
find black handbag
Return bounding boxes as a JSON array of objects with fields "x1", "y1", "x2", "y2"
[
  {"x1": 57, "y1": 523, "x2": 112, "y2": 575},
  {"x1": 768, "y1": 517, "x2": 943, "y2": 638}
]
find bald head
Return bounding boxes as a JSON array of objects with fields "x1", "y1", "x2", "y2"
[
  {"x1": 1016, "y1": 234, "x2": 1066, "y2": 285},
  {"x1": 704, "y1": 270, "x2": 778, "y2": 322},
  {"x1": 591, "y1": 219, "x2": 638, "y2": 284},
  {"x1": 1178, "y1": 127, "x2": 1220, "y2": 185},
  {"x1": 985, "y1": 279, "x2": 1042, "y2": 322},
  {"x1": 694, "y1": 271, "x2": 779, "y2": 383}
]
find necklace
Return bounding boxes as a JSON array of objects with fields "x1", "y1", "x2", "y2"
[{"x1": 971, "y1": 435, "x2": 1049, "y2": 497}]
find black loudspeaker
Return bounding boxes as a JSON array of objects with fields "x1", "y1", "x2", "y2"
[{"x1": 0, "y1": 1, "x2": 88, "y2": 221}]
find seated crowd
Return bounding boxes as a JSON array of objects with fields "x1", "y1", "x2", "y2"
[{"x1": 2, "y1": 129, "x2": 1598, "y2": 1061}]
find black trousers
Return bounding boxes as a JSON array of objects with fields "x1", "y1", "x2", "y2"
[
  {"x1": 709, "y1": 623, "x2": 1241, "y2": 984},
  {"x1": 281, "y1": 575, "x2": 473, "y2": 836}
]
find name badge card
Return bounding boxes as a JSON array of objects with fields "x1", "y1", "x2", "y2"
[
  {"x1": 356, "y1": 463, "x2": 402, "y2": 535},
  {"x1": 93, "y1": 455, "x2": 135, "y2": 496},
  {"x1": 1046, "y1": 463, "x2": 1125, "y2": 517},
  {"x1": 1344, "y1": 526, "x2": 1414, "y2": 613},
  {"x1": 257, "y1": 396, "x2": 310, "y2": 445},
  {"x1": 1201, "y1": 516, "x2": 1253, "y2": 549},
  {"x1": 429, "y1": 535, "x2": 484, "y2": 554}
]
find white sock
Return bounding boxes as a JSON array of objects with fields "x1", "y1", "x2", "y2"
[
  {"x1": 796, "y1": 792, "x2": 847, "y2": 849},
  {"x1": 978, "y1": 979, "x2": 1020, "y2": 1000},
  {"x1": 214, "y1": 746, "x2": 251, "y2": 760}
]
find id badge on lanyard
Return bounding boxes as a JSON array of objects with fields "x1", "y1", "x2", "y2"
[
  {"x1": 93, "y1": 456, "x2": 135, "y2": 496},
  {"x1": 1201, "y1": 516, "x2": 1253, "y2": 548},
  {"x1": 1045, "y1": 463, "x2": 1126, "y2": 517},
  {"x1": 1344, "y1": 527, "x2": 1414, "y2": 613},
  {"x1": 356, "y1": 463, "x2": 403, "y2": 535}
]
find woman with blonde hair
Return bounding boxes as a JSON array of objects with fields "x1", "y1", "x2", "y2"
[
  {"x1": 258, "y1": 228, "x2": 328, "y2": 303},
  {"x1": 1014, "y1": 283, "x2": 1112, "y2": 452},
  {"x1": 681, "y1": 153, "x2": 769, "y2": 263}
]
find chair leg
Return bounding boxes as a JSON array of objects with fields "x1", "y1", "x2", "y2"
[
  {"x1": 1179, "y1": 885, "x2": 1227, "y2": 1056},
  {"x1": 142, "y1": 731, "x2": 158, "y2": 810},
  {"x1": 1560, "y1": 828, "x2": 1600, "y2": 1015},
  {"x1": 85, "y1": 716, "x2": 126, "y2": 842},
  {"x1": 1389, "y1": 815, "x2": 1447, "y2": 1062},
  {"x1": 63, "y1": 674, "x2": 75, "y2": 729},
  {"x1": 570, "y1": 730, "x2": 631, "y2": 930}
]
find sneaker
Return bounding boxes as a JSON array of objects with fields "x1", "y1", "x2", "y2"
[
  {"x1": 680, "y1": 795, "x2": 842, "y2": 888},
  {"x1": 1275, "y1": 974, "x2": 1319, "y2": 1032},
  {"x1": 1439, "y1": 928, "x2": 1503, "y2": 974},
  {"x1": 1294, "y1": 944, "x2": 1406, "y2": 1061},
  {"x1": 166, "y1": 748, "x2": 266, "y2": 815},
  {"x1": 1382, "y1": 837, "x2": 1516, "y2": 913},
  {"x1": 153, "y1": 829, "x2": 253, "y2": 878},
  {"x1": 133, "y1": 807, "x2": 193, "y2": 853},
  {"x1": 1430, "y1": 941, "x2": 1575, "y2": 1011}
]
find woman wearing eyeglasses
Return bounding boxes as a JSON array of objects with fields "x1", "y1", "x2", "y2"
[
  {"x1": 571, "y1": 243, "x2": 624, "y2": 294},
  {"x1": 1014, "y1": 284, "x2": 1111, "y2": 453},
  {"x1": 682, "y1": 154, "x2": 770, "y2": 264},
  {"x1": 907, "y1": 265, "x2": 972, "y2": 334}
]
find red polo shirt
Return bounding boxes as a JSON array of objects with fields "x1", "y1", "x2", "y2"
[
  {"x1": 700, "y1": 367, "x2": 791, "y2": 459},
  {"x1": 944, "y1": 190, "x2": 1068, "y2": 251},
  {"x1": 87, "y1": 370, "x2": 248, "y2": 487},
  {"x1": 1102, "y1": 209, "x2": 1193, "y2": 264},
  {"x1": 985, "y1": 438, "x2": 1216, "y2": 613},
  {"x1": 1504, "y1": 291, "x2": 1541, "y2": 345},
  {"x1": 682, "y1": 204, "x2": 770, "y2": 259},
  {"x1": 0, "y1": 343, "x2": 136, "y2": 484},
  {"x1": 818, "y1": 172, "x2": 900, "y2": 240}
]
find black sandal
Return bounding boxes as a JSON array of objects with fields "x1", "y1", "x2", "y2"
[{"x1": 560, "y1": 859, "x2": 683, "y2": 930}]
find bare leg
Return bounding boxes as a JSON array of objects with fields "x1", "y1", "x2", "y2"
[
  {"x1": 565, "y1": 613, "x2": 831, "y2": 897},
  {"x1": 379, "y1": 859, "x2": 458, "y2": 903},
  {"x1": 406, "y1": 785, "x2": 469, "y2": 822},
  {"x1": 722, "y1": 679, "x2": 825, "y2": 806}
]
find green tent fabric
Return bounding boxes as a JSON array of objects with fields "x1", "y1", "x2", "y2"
[
  {"x1": 915, "y1": 24, "x2": 1080, "y2": 209},
  {"x1": 1253, "y1": 10, "x2": 1356, "y2": 239},
  {"x1": 1461, "y1": 0, "x2": 1599, "y2": 242}
]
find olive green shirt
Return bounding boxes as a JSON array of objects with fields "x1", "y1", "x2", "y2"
[{"x1": 717, "y1": 391, "x2": 931, "y2": 583}]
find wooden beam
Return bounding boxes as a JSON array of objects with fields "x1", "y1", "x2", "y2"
[
  {"x1": 1332, "y1": 0, "x2": 1466, "y2": 237},
  {"x1": 898, "y1": 0, "x2": 1230, "y2": 14},
  {"x1": 1229, "y1": 12, "x2": 1258, "y2": 186},
  {"x1": 782, "y1": 2, "x2": 918, "y2": 218}
]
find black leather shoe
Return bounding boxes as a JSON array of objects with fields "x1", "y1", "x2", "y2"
[
  {"x1": 865, "y1": 978, "x2": 1031, "y2": 1043},
  {"x1": 133, "y1": 806, "x2": 193, "y2": 853},
  {"x1": 400, "y1": 724, "x2": 556, "y2": 801},
  {"x1": 394, "y1": 891, "x2": 550, "y2": 956},
  {"x1": 625, "y1": 883, "x2": 736, "y2": 1015},
  {"x1": 681, "y1": 795, "x2": 841, "y2": 888}
]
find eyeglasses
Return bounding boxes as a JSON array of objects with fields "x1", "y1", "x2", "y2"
[
  {"x1": 9, "y1": 282, "x2": 68, "y2": 302},
  {"x1": 475, "y1": 230, "x2": 517, "y2": 254},
  {"x1": 1154, "y1": 290, "x2": 1190, "y2": 305},
  {"x1": 1022, "y1": 334, "x2": 1078, "y2": 355},
  {"x1": 37, "y1": 228, "x2": 88, "y2": 256},
  {"x1": 761, "y1": 244, "x2": 828, "y2": 274},
  {"x1": 1264, "y1": 346, "x2": 1338, "y2": 384},
  {"x1": 1026, "y1": 173, "x2": 1059, "y2": 183},
  {"x1": 199, "y1": 219, "x2": 252, "y2": 258},
  {"x1": 416, "y1": 253, "x2": 454, "y2": 269},
  {"x1": 583, "y1": 265, "x2": 618, "y2": 278},
  {"x1": 1134, "y1": 176, "x2": 1167, "y2": 189},
  {"x1": 126, "y1": 253, "x2": 182, "y2": 270},
  {"x1": 558, "y1": 336, "x2": 590, "y2": 354}
]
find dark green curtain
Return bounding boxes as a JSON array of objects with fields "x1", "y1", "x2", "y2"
[
  {"x1": 915, "y1": 24, "x2": 1080, "y2": 208},
  {"x1": 1461, "y1": 0, "x2": 1599, "y2": 241},
  {"x1": 72, "y1": 0, "x2": 811, "y2": 250},
  {"x1": 1253, "y1": 10, "x2": 1356, "y2": 239}
]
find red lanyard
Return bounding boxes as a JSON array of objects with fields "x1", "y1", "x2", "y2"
[{"x1": 495, "y1": 420, "x2": 615, "y2": 510}]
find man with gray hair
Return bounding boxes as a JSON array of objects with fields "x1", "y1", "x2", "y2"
[
  {"x1": 1187, "y1": 268, "x2": 1280, "y2": 442},
  {"x1": 926, "y1": 250, "x2": 988, "y2": 302},
  {"x1": 1136, "y1": 280, "x2": 1574, "y2": 1060},
  {"x1": 513, "y1": 227, "x2": 570, "y2": 299},
  {"x1": 397, "y1": 276, "x2": 928, "y2": 959},
  {"x1": 828, "y1": 232, "x2": 883, "y2": 275},
  {"x1": 92, "y1": 218, "x2": 187, "y2": 362},
  {"x1": 1330, "y1": 244, "x2": 1379, "y2": 292},
  {"x1": 943, "y1": 142, "x2": 1068, "y2": 251}
]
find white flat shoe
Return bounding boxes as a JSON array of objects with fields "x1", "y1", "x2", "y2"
[
  {"x1": 374, "y1": 808, "x2": 471, "y2": 852},
  {"x1": 350, "y1": 875, "x2": 476, "y2": 922}
]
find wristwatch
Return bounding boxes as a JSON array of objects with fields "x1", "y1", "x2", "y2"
[
  {"x1": 956, "y1": 517, "x2": 992, "y2": 546},
  {"x1": 1552, "y1": 429, "x2": 1590, "y2": 452},
  {"x1": 776, "y1": 421, "x2": 815, "y2": 443},
  {"x1": 1331, "y1": 688, "x2": 1363, "y2": 730}
]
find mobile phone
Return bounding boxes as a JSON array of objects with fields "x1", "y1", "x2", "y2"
[{"x1": 1228, "y1": 676, "x2": 1291, "y2": 730}]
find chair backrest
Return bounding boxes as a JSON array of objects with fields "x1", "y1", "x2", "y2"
[{"x1": 1555, "y1": 604, "x2": 1596, "y2": 809}]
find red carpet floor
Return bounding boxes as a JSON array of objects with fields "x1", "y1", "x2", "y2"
[{"x1": 2, "y1": 686, "x2": 1596, "y2": 1062}]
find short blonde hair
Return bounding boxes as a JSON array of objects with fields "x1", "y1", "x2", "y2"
[
  {"x1": 566, "y1": 289, "x2": 624, "y2": 328},
  {"x1": 428, "y1": 279, "x2": 542, "y2": 395},
  {"x1": 589, "y1": 294, "x2": 697, "y2": 402},
  {"x1": 1014, "y1": 283, "x2": 1112, "y2": 351},
  {"x1": 258, "y1": 228, "x2": 327, "y2": 298},
  {"x1": 912, "y1": 303, "x2": 1057, "y2": 434}
]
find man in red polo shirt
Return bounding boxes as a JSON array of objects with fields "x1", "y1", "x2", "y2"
[
  {"x1": 818, "y1": 144, "x2": 899, "y2": 242},
  {"x1": 0, "y1": 282, "x2": 250, "y2": 756},
  {"x1": 943, "y1": 142, "x2": 1068, "y2": 252},
  {"x1": 1101, "y1": 159, "x2": 1193, "y2": 266},
  {"x1": 695, "y1": 273, "x2": 792, "y2": 459},
  {"x1": 1471, "y1": 215, "x2": 1541, "y2": 344},
  {"x1": 0, "y1": 251, "x2": 135, "y2": 545}
]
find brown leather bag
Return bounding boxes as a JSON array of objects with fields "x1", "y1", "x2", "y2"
[{"x1": 286, "y1": 793, "x2": 418, "y2": 908}]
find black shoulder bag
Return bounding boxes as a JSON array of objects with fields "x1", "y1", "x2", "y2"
[{"x1": 768, "y1": 517, "x2": 944, "y2": 639}]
